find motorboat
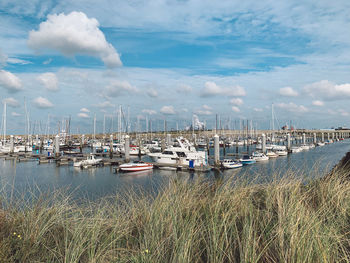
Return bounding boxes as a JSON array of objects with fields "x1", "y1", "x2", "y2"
[
  {"x1": 73, "y1": 154, "x2": 102, "y2": 167},
  {"x1": 148, "y1": 137, "x2": 207, "y2": 167},
  {"x1": 266, "y1": 151, "x2": 278, "y2": 158},
  {"x1": 239, "y1": 155, "x2": 256, "y2": 165},
  {"x1": 119, "y1": 161, "x2": 153, "y2": 172},
  {"x1": 317, "y1": 142, "x2": 325, "y2": 146},
  {"x1": 300, "y1": 144, "x2": 310, "y2": 151},
  {"x1": 275, "y1": 149, "x2": 288, "y2": 156},
  {"x1": 252, "y1": 152, "x2": 269, "y2": 162},
  {"x1": 222, "y1": 159, "x2": 243, "y2": 169},
  {"x1": 291, "y1": 146, "x2": 302, "y2": 153}
]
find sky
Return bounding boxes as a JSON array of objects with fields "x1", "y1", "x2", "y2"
[{"x1": 1, "y1": 0, "x2": 350, "y2": 134}]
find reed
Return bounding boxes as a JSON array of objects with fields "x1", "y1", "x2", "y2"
[{"x1": 1, "y1": 168, "x2": 350, "y2": 262}]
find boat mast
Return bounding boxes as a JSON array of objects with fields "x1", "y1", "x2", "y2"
[
  {"x1": 271, "y1": 103, "x2": 275, "y2": 142},
  {"x1": 93, "y1": 113, "x2": 96, "y2": 140},
  {"x1": 2, "y1": 102, "x2": 6, "y2": 143}
]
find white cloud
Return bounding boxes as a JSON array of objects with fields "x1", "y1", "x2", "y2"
[
  {"x1": 275, "y1": 102, "x2": 308, "y2": 113},
  {"x1": 0, "y1": 70, "x2": 22, "y2": 92},
  {"x1": 279, "y1": 87, "x2": 298, "y2": 97},
  {"x1": 304, "y1": 80, "x2": 350, "y2": 100},
  {"x1": 33, "y1": 96, "x2": 54, "y2": 108},
  {"x1": 7, "y1": 57, "x2": 32, "y2": 65},
  {"x1": 104, "y1": 80, "x2": 137, "y2": 97},
  {"x1": 253, "y1": 108, "x2": 263, "y2": 112},
  {"x1": 195, "y1": 109, "x2": 212, "y2": 115},
  {"x1": 2, "y1": 97, "x2": 20, "y2": 108},
  {"x1": 202, "y1": 104, "x2": 212, "y2": 110},
  {"x1": 77, "y1": 112, "x2": 90, "y2": 118},
  {"x1": 80, "y1": 107, "x2": 90, "y2": 113},
  {"x1": 11, "y1": 112, "x2": 21, "y2": 117},
  {"x1": 160, "y1": 105, "x2": 175, "y2": 115},
  {"x1": 146, "y1": 88, "x2": 158, "y2": 98},
  {"x1": 28, "y1": 11, "x2": 122, "y2": 68},
  {"x1": 339, "y1": 109, "x2": 349, "y2": 117},
  {"x1": 142, "y1": 109, "x2": 157, "y2": 115},
  {"x1": 232, "y1": 106, "x2": 240, "y2": 112},
  {"x1": 201, "y1": 81, "x2": 246, "y2": 97},
  {"x1": 95, "y1": 101, "x2": 115, "y2": 108},
  {"x1": 176, "y1": 84, "x2": 192, "y2": 93},
  {"x1": 37, "y1": 72, "x2": 58, "y2": 91},
  {"x1": 312, "y1": 100, "x2": 324, "y2": 106},
  {"x1": 229, "y1": 98, "x2": 243, "y2": 106}
]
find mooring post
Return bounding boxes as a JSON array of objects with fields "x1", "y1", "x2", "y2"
[
  {"x1": 262, "y1": 133, "x2": 266, "y2": 153},
  {"x1": 55, "y1": 134, "x2": 60, "y2": 157},
  {"x1": 302, "y1": 133, "x2": 306, "y2": 145},
  {"x1": 214, "y1": 134, "x2": 220, "y2": 167},
  {"x1": 166, "y1": 133, "x2": 171, "y2": 146},
  {"x1": 321, "y1": 132, "x2": 324, "y2": 143},
  {"x1": 110, "y1": 134, "x2": 113, "y2": 159},
  {"x1": 125, "y1": 135, "x2": 130, "y2": 162},
  {"x1": 313, "y1": 133, "x2": 317, "y2": 144},
  {"x1": 287, "y1": 133, "x2": 291, "y2": 151},
  {"x1": 10, "y1": 135, "x2": 14, "y2": 154}
]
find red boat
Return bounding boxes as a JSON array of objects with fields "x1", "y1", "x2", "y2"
[{"x1": 119, "y1": 161, "x2": 153, "y2": 172}]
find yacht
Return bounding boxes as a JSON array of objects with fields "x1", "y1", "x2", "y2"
[
  {"x1": 222, "y1": 159, "x2": 243, "y2": 169},
  {"x1": 266, "y1": 151, "x2": 278, "y2": 158},
  {"x1": 275, "y1": 149, "x2": 288, "y2": 156},
  {"x1": 239, "y1": 155, "x2": 256, "y2": 165},
  {"x1": 119, "y1": 161, "x2": 153, "y2": 172},
  {"x1": 252, "y1": 152, "x2": 269, "y2": 162},
  {"x1": 148, "y1": 138, "x2": 207, "y2": 167},
  {"x1": 73, "y1": 154, "x2": 102, "y2": 168}
]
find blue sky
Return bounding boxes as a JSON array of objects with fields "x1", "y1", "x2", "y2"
[{"x1": 1, "y1": 0, "x2": 350, "y2": 134}]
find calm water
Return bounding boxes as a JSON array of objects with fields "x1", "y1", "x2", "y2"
[{"x1": 1, "y1": 140, "x2": 350, "y2": 201}]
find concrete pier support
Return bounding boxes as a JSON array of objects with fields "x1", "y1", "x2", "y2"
[
  {"x1": 287, "y1": 133, "x2": 291, "y2": 151},
  {"x1": 313, "y1": 133, "x2": 317, "y2": 144},
  {"x1": 166, "y1": 134, "x2": 171, "y2": 146},
  {"x1": 82, "y1": 134, "x2": 85, "y2": 145},
  {"x1": 125, "y1": 135, "x2": 130, "y2": 162},
  {"x1": 54, "y1": 135, "x2": 60, "y2": 157},
  {"x1": 327, "y1": 133, "x2": 330, "y2": 142},
  {"x1": 10, "y1": 135, "x2": 14, "y2": 153},
  {"x1": 332, "y1": 133, "x2": 335, "y2": 140},
  {"x1": 302, "y1": 133, "x2": 306, "y2": 145},
  {"x1": 214, "y1": 134, "x2": 220, "y2": 166},
  {"x1": 262, "y1": 134, "x2": 266, "y2": 153},
  {"x1": 321, "y1": 132, "x2": 324, "y2": 143},
  {"x1": 110, "y1": 134, "x2": 113, "y2": 159},
  {"x1": 36, "y1": 134, "x2": 39, "y2": 146}
]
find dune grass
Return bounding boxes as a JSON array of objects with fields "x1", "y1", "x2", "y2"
[{"x1": 1, "y1": 168, "x2": 350, "y2": 262}]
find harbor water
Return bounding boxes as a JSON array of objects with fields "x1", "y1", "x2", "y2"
[{"x1": 1, "y1": 140, "x2": 350, "y2": 201}]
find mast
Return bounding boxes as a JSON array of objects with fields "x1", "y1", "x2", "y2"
[
  {"x1": 93, "y1": 113, "x2": 96, "y2": 140},
  {"x1": 271, "y1": 103, "x2": 275, "y2": 142},
  {"x1": 2, "y1": 102, "x2": 6, "y2": 143}
]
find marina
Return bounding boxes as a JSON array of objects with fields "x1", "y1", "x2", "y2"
[{"x1": 1, "y1": 129, "x2": 350, "y2": 200}]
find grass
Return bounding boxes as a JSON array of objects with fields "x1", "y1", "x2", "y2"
[{"x1": 1, "y1": 167, "x2": 350, "y2": 262}]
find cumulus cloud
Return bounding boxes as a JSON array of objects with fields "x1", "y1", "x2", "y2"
[
  {"x1": 95, "y1": 101, "x2": 115, "y2": 108},
  {"x1": 312, "y1": 100, "x2": 324, "y2": 106},
  {"x1": 195, "y1": 104, "x2": 213, "y2": 115},
  {"x1": 77, "y1": 112, "x2": 90, "y2": 118},
  {"x1": 229, "y1": 98, "x2": 243, "y2": 106},
  {"x1": 142, "y1": 109, "x2": 157, "y2": 115},
  {"x1": 37, "y1": 72, "x2": 58, "y2": 91},
  {"x1": 201, "y1": 81, "x2": 246, "y2": 97},
  {"x1": 146, "y1": 88, "x2": 158, "y2": 98},
  {"x1": 11, "y1": 112, "x2": 21, "y2": 117},
  {"x1": 176, "y1": 84, "x2": 192, "y2": 93},
  {"x1": 33, "y1": 97, "x2": 54, "y2": 108},
  {"x1": 28, "y1": 11, "x2": 122, "y2": 68},
  {"x1": 279, "y1": 87, "x2": 298, "y2": 97},
  {"x1": 202, "y1": 105, "x2": 212, "y2": 110},
  {"x1": 232, "y1": 106, "x2": 240, "y2": 112},
  {"x1": 2, "y1": 97, "x2": 20, "y2": 108},
  {"x1": 80, "y1": 107, "x2": 90, "y2": 113},
  {"x1": 160, "y1": 105, "x2": 175, "y2": 115},
  {"x1": 104, "y1": 80, "x2": 137, "y2": 97},
  {"x1": 275, "y1": 102, "x2": 308, "y2": 113},
  {"x1": 0, "y1": 70, "x2": 22, "y2": 92},
  {"x1": 304, "y1": 80, "x2": 350, "y2": 100}
]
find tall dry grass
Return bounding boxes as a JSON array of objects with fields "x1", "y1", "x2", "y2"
[{"x1": 1, "y1": 168, "x2": 350, "y2": 262}]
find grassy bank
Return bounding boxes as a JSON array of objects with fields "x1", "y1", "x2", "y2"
[{"x1": 1, "y1": 169, "x2": 350, "y2": 262}]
